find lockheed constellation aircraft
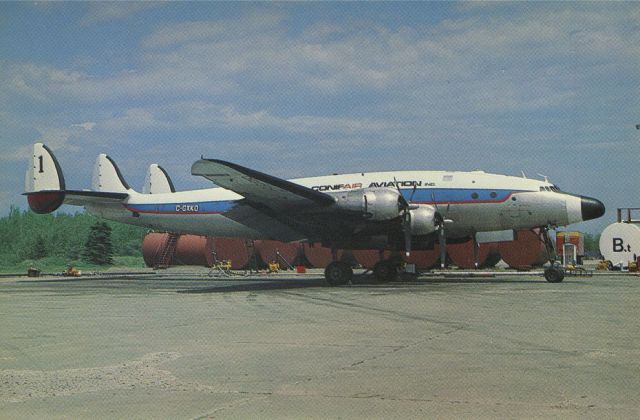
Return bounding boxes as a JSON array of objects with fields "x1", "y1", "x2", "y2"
[{"x1": 25, "y1": 143, "x2": 605, "y2": 285}]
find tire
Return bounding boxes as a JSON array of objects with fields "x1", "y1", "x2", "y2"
[
  {"x1": 373, "y1": 261, "x2": 398, "y2": 283},
  {"x1": 325, "y1": 262, "x2": 352, "y2": 286},
  {"x1": 544, "y1": 267, "x2": 565, "y2": 283}
]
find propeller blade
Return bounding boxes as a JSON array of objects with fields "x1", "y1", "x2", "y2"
[
  {"x1": 393, "y1": 177, "x2": 408, "y2": 208},
  {"x1": 439, "y1": 223, "x2": 447, "y2": 269},
  {"x1": 404, "y1": 210, "x2": 412, "y2": 256},
  {"x1": 395, "y1": 177, "x2": 412, "y2": 256},
  {"x1": 409, "y1": 184, "x2": 417, "y2": 202}
]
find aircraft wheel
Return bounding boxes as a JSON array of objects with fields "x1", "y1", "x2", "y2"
[
  {"x1": 544, "y1": 266, "x2": 565, "y2": 283},
  {"x1": 373, "y1": 261, "x2": 398, "y2": 283},
  {"x1": 325, "y1": 262, "x2": 352, "y2": 286}
]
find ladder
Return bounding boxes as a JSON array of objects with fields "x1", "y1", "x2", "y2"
[{"x1": 155, "y1": 232, "x2": 179, "y2": 269}]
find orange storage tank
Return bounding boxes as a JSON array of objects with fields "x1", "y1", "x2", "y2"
[
  {"x1": 173, "y1": 235, "x2": 215, "y2": 266},
  {"x1": 143, "y1": 233, "x2": 215, "y2": 267},
  {"x1": 303, "y1": 243, "x2": 341, "y2": 268},
  {"x1": 447, "y1": 241, "x2": 500, "y2": 269},
  {"x1": 212, "y1": 237, "x2": 252, "y2": 269},
  {"x1": 404, "y1": 249, "x2": 441, "y2": 269},
  {"x1": 352, "y1": 249, "x2": 391, "y2": 269},
  {"x1": 555, "y1": 231, "x2": 584, "y2": 257},
  {"x1": 352, "y1": 248, "x2": 441, "y2": 269},
  {"x1": 255, "y1": 240, "x2": 301, "y2": 267},
  {"x1": 142, "y1": 232, "x2": 171, "y2": 267},
  {"x1": 497, "y1": 229, "x2": 548, "y2": 269}
]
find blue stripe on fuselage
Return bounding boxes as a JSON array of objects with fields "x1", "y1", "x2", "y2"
[
  {"x1": 401, "y1": 188, "x2": 525, "y2": 204},
  {"x1": 126, "y1": 188, "x2": 527, "y2": 215},
  {"x1": 126, "y1": 200, "x2": 237, "y2": 214}
]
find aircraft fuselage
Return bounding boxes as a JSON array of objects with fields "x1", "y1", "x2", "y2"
[{"x1": 87, "y1": 169, "x2": 600, "y2": 243}]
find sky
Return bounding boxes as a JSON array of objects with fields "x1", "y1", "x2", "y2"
[{"x1": 1, "y1": 1, "x2": 638, "y2": 234}]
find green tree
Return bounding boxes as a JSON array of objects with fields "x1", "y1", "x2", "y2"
[
  {"x1": 30, "y1": 235, "x2": 48, "y2": 259},
  {"x1": 82, "y1": 222, "x2": 114, "y2": 265},
  {"x1": 584, "y1": 233, "x2": 601, "y2": 254}
]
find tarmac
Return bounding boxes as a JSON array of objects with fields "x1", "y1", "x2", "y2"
[{"x1": 1, "y1": 269, "x2": 639, "y2": 419}]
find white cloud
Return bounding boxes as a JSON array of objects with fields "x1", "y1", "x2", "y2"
[
  {"x1": 100, "y1": 108, "x2": 164, "y2": 132},
  {"x1": 5, "y1": 6, "x2": 638, "y2": 115},
  {"x1": 142, "y1": 11, "x2": 284, "y2": 48},
  {"x1": 80, "y1": 2, "x2": 163, "y2": 26},
  {"x1": 0, "y1": 126, "x2": 82, "y2": 163},
  {"x1": 71, "y1": 122, "x2": 96, "y2": 131}
]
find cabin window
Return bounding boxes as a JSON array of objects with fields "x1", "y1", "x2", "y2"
[
  {"x1": 490, "y1": 192, "x2": 497, "y2": 198},
  {"x1": 471, "y1": 192, "x2": 479, "y2": 199}
]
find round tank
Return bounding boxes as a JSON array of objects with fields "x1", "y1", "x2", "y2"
[
  {"x1": 255, "y1": 240, "x2": 300, "y2": 267},
  {"x1": 556, "y1": 231, "x2": 584, "y2": 257},
  {"x1": 404, "y1": 248, "x2": 441, "y2": 269},
  {"x1": 303, "y1": 243, "x2": 340, "y2": 268},
  {"x1": 142, "y1": 232, "x2": 171, "y2": 267},
  {"x1": 447, "y1": 241, "x2": 500, "y2": 269},
  {"x1": 599, "y1": 223, "x2": 640, "y2": 266},
  {"x1": 498, "y1": 229, "x2": 548, "y2": 269},
  {"x1": 173, "y1": 235, "x2": 214, "y2": 267},
  {"x1": 352, "y1": 250, "x2": 391, "y2": 269},
  {"x1": 143, "y1": 233, "x2": 216, "y2": 267},
  {"x1": 352, "y1": 248, "x2": 441, "y2": 269},
  {"x1": 212, "y1": 237, "x2": 251, "y2": 269}
]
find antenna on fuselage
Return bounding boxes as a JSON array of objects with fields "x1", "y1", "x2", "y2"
[
  {"x1": 537, "y1": 173, "x2": 549, "y2": 183},
  {"x1": 521, "y1": 171, "x2": 527, "y2": 178}
]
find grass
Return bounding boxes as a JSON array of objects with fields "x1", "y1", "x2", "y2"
[{"x1": 0, "y1": 255, "x2": 148, "y2": 274}]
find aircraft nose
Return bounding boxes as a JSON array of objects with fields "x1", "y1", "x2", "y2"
[{"x1": 581, "y1": 196, "x2": 605, "y2": 221}]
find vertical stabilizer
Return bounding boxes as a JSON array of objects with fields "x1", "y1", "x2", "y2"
[
  {"x1": 92, "y1": 154, "x2": 131, "y2": 193},
  {"x1": 142, "y1": 164, "x2": 176, "y2": 194},
  {"x1": 25, "y1": 143, "x2": 65, "y2": 193}
]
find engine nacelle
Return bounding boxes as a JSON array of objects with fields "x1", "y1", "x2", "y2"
[
  {"x1": 332, "y1": 188, "x2": 403, "y2": 221},
  {"x1": 409, "y1": 204, "x2": 438, "y2": 236}
]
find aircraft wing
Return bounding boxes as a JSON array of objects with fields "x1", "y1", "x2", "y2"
[{"x1": 192, "y1": 159, "x2": 335, "y2": 212}]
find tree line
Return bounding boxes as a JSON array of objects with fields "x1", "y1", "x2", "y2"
[{"x1": 0, "y1": 207, "x2": 148, "y2": 265}]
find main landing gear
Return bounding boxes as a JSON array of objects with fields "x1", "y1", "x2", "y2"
[
  {"x1": 538, "y1": 226, "x2": 565, "y2": 283},
  {"x1": 324, "y1": 247, "x2": 352, "y2": 286},
  {"x1": 324, "y1": 261, "x2": 352, "y2": 286},
  {"x1": 323, "y1": 249, "x2": 402, "y2": 286},
  {"x1": 373, "y1": 258, "x2": 402, "y2": 283}
]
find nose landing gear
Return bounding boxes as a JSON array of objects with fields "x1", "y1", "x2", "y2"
[{"x1": 538, "y1": 226, "x2": 565, "y2": 283}]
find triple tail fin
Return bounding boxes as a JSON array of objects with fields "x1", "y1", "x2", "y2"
[
  {"x1": 25, "y1": 143, "x2": 131, "y2": 214},
  {"x1": 92, "y1": 154, "x2": 133, "y2": 193},
  {"x1": 24, "y1": 143, "x2": 66, "y2": 213},
  {"x1": 142, "y1": 164, "x2": 176, "y2": 194},
  {"x1": 25, "y1": 143, "x2": 65, "y2": 193}
]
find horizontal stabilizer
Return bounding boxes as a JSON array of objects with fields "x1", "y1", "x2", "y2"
[
  {"x1": 25, "y1": 190, "x2": 129, "y2": 212},
  {"x1": 143, "y1": 164, "x2": 176, "y2": 194}
]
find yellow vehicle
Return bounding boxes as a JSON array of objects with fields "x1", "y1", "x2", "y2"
[
  {"x1": 64, "y1": 266, "x2": 82, "y2": 277},
  {"x1": 268, "y1": 261, "x2": 280, "y2": 273}
]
